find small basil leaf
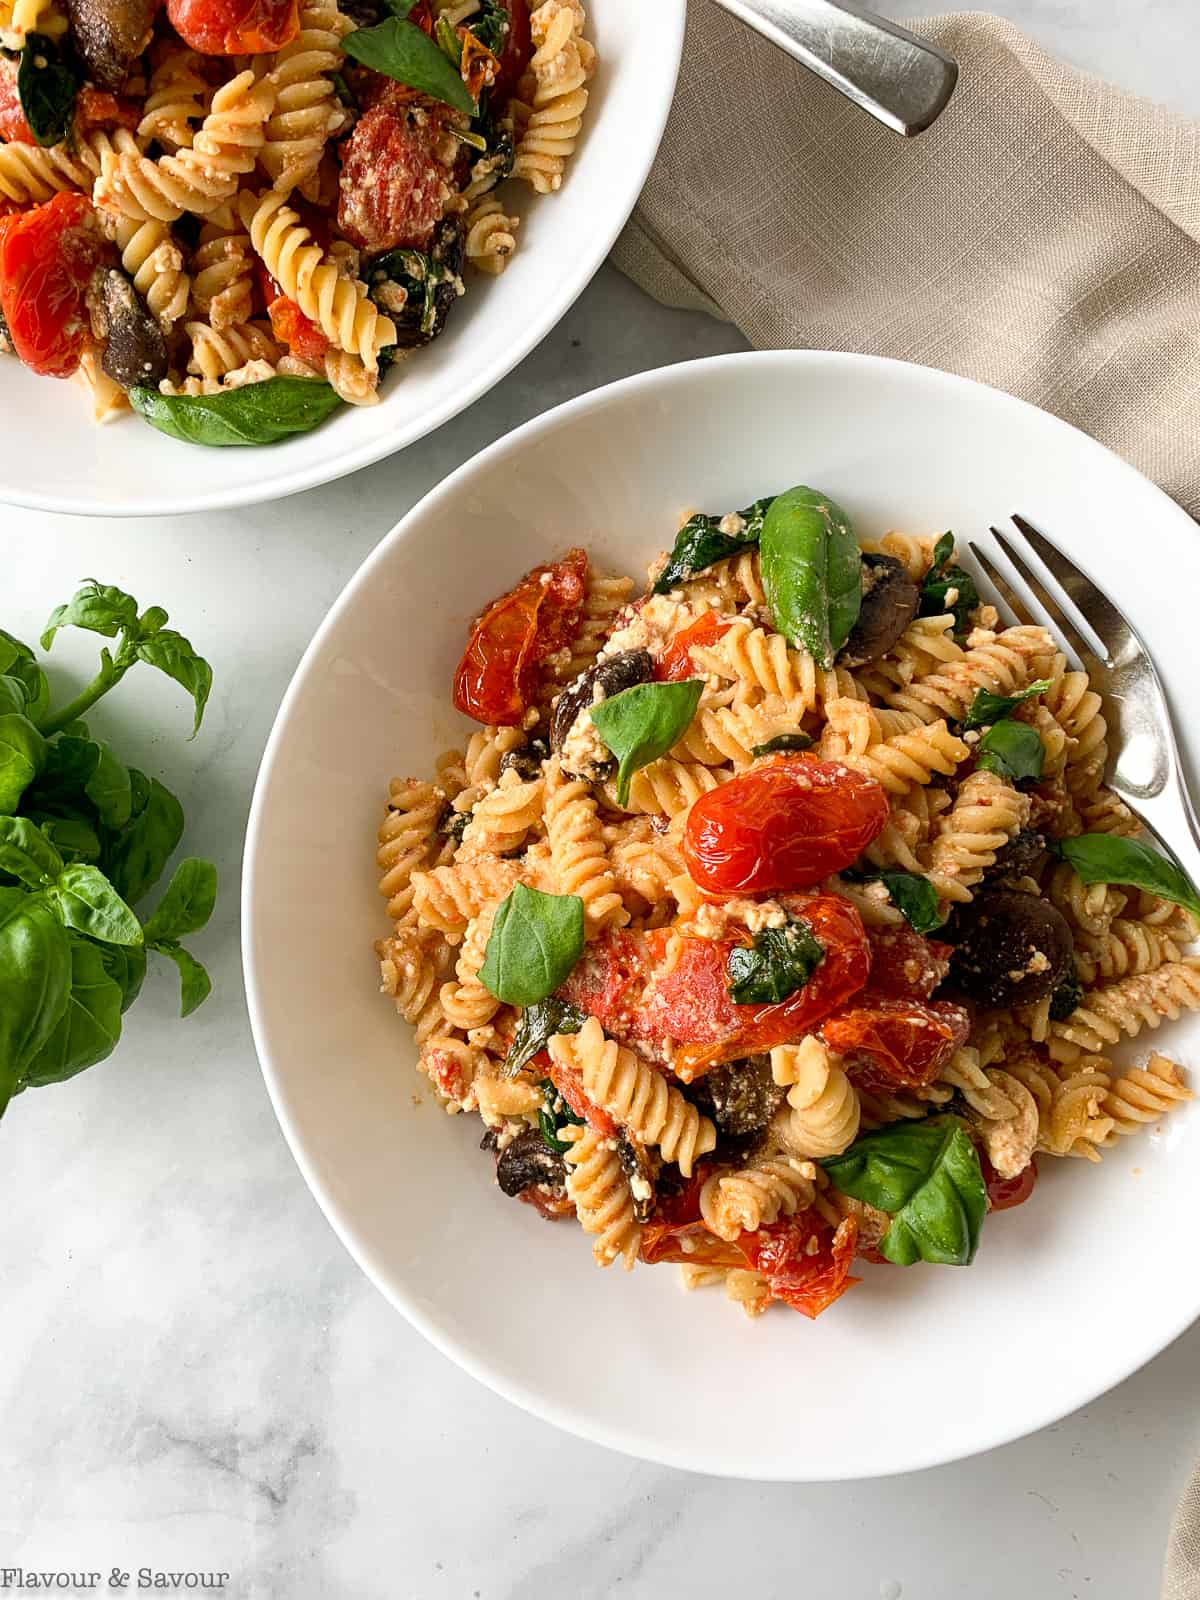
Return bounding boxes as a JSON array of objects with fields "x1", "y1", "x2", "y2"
[
  {"x1": 0, "y1": 887, "x2": 71, "y2": 1116},
  {"x1": 0, "y1": 630, "x2": 49, "y2": 726},
  {"x1": 148, "y1": 939, "x2": 212, "y2": 1017},
  {"x1": 29, "y1": 734, "x2": 100, "y2": 807},
  {"x1": 478, "y1": 883, "x2": 584, "y2": 1006},
  {"x1": 41, "y1": 580, "x2": 139, "y2": 650},
  {"x1": 469, "y1": 0, "x2": 510, "y2": 54},
  {"x1": 18, "y1": 32, "x2": 81, "y2": 148},
  {"x1": 975, "y1": 720, "x2": 1044, "y2": 782},
  {"x1": 135, "y1": 629, "x2": 213, "y2": 736},
  {"x1": 141, "y1": 858, "x2": 217, "y2": 942},
  {"x1": 919, "y1": 534, "x2": 978, "y2": 638},
  {"x1": 0, "y1": 713, "x2": 46, "y2": 813},
  {"x1": 962, "y1": 679, "x2": 1052, "y2": 731},
  {"x1": 84, "y1": 740, "x2": 132, "y2": 828},
  {"x1": 590, "y1": 679, "x2": 704, "y2": 807},
  {"x1": 1056, "y1": 833, "x2": 1200, "y2": 920},
  {"x1": 101, "y1": 773, "x2": 184, "y2": 906},
  {"x1": 875, "y1": 870, "x2": 944, "y2": 935},
  {"x1": 538, "y1": 1077, "x2": 585, "y2": 1155},
  {"x1": 651, "y1": 498, "x2": 774, "y2": 594},
  {"x1": 760, "y1": 486, "x2": 862, "y2": 669},
  {"x1": 505, "y1": 996, "x2": 586, "y2": 1077},
  {"x1": 48, "y1": 865, "x2": 142, "y2": 947},
  {"x1": 0, "y1": 676, "x2": 27, "y2": 718},
  {"x1": 750, "y1": 731, "x2": 813, "y2": 758},
  {"x1": 822, "y1": 1115, "x2": 986, "y2": 1267},
  {"x1": 22, "y1": 935, "x2": 123, "y2": 1086},
  {"x1": 130, "y1": 378, "x2": 344, "y2": 448},
  {"x1": 98, "y1": 942, "x2": 147, "y2": 1013},
  {"x1": 1048, "y1": 961, "x2": 1083, "y2": 1022},
  {"x1": 341, "y1": 17, "x2": 476, "y2": 114},
  {"x1": 726, "y1": 918, "x2": 824, "y2": 1005},
  {"x1": 0, "y1": 817, "x2": 63, "y2": 888},
  {"x1": 36, "y1": 816, "x2": 101, "y2": 865}
]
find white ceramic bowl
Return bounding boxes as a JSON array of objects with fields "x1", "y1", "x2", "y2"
[
  {"x1": 243, "y1": 351, "x2": 1200, "y2": 1479},
  {"x1": 0, "y1": 0, "x2": 683, "y2": 518}
]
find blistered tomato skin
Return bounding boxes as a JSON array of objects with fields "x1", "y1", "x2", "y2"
[
  {"x1": 452, "y1": 549, "x2": 587, "y2": 725},
  {"x1": 167, "y1": 0, "x2": 299, "y2": 53},
  {"x1": 337, "y1": 93, "x2": 458, "y2": 254},
  {"x1": 655, "y1": 612, "x2": 732, "y2": 682},
  {"x1": 489, "y1": 0, "x2": 532, "y2": 102},
  {"x1": 983, "y1": 1153, "x2": 1038, "y2": 1212},
  {"x1": 683, "y1": 755, "x2": 890, "y2": 896},
  {"x1": 819, "y1": 995, "x2": 971, "y2": 1090},
  {"x1": 864, "y1": 925, "x2": 953, "y2": 1000},
  {"x1": 0, "y1": 193, "x2": 105, "y2": 378}
]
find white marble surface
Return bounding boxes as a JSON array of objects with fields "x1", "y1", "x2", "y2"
[{"x1": 3, "y1": 6, "x2": 1200, "y2": 1597}]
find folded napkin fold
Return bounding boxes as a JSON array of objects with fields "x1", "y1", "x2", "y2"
[{"x1": 612, "y1": 6, "x2": 1200, "y2": 518}]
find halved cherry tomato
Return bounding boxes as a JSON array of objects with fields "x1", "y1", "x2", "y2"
[
  {"x1": 167, "y1": 0, "x2": 298, "y2": 53},
  {"x1": 541, "y1": 1050, "x2": 617, "y2": 1139},
  {"x1": 684, "y1": 755, "x2": 890, "y2": 897},
  {"x1": 0, "y1": 193, "x2": 104, "y2": 378},
  {"x1": 864, "y1": 925, "x2": 953, "y2": 1000},
  {"x1": 982, "y1": 1152, "x2": 1038, "y2": 1212},
  {"x1": 453, "y1": 549, "x2": 588, "y2": 725},
  {"x1": 819, "y1": 995, "x2": 970, "y2": 1091},
  {"x1": 337, "y1": 92, "x2": 459, "y2": 253},
  {"x1": 519, "y1": 1186, "x2": 574, "y2": 1220},
  {"x1": 490, "y1": 0, "x2": 532, "y2": 103},
  {"x1": 265, "y1": 292, "x2": 329, "y2": 362},
  {"x1": 655, "y1": 612, "x2": 732, "y2": 682},
  {"x1": 0, "y1": 60, "x2": 33, "y2": 144},
  {"x1": 74, "y1": 87, "x2": 142, "y2": 133}
]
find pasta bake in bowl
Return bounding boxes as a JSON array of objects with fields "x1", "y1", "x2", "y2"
[
  {"x1": 0, "y1": 0, "x2": 682, "y2": 513},
  {"x1": 244, "y1": 350, "x2": 1200, "y2": 1478}
]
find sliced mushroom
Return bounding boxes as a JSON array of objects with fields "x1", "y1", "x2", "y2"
[
  {"x1": 550, "y1": 647, "x2": 654, "y2": 779},
  {"x1": 687, "y1": 1055, "x2": 784, "y2": 1139},
  {"x1": 948, "y1": 888, "x2": 1074, "y2": 1007},
  {"x1": 615, "y1": 1130, "x2": 656, "y2": 1223},
  {"x1": 499, "y1": 737, "x2": 549, "y2": 783},
  {"x1": 984, "y1": 827, "x2": 1048, "y2": 884},
  {"x1": 495, "y1": 1128, "x2": 566, "y2": 1197},
  {"x1": 92, "y1": 267, "x2": 168, "y2": 391},
  {"x1": 65, "y1": 0, "x2": 156, "y2": 90},
  {"x1": 839, "y1": 554, "x2": 921, "y2": 668}
]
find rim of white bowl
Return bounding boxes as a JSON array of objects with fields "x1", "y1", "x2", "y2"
[
  {"x1": 2, "y1": 3, "x2": 685, "y2": 520},
  {"x1": 243, "y1": 348, "x2": 1200, "y2": 1479}
]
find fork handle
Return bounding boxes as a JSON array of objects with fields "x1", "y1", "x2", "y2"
[{"x1": 708, "y1": 0, "x2": 959, "y2": 137}]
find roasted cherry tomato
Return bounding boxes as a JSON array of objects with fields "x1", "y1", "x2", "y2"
[
  {"x1": 519, "y1": 1185, "x2": 574, "y2": 1220},
  {"x1": 542, "y1": 1050, "x2": 617, "y2": 1139},
  {"x1": 982, "y1": 1152, "x2": 1038, "y2": 1212},
  {"x1": 684, "y1": 755, "x2": 889, "y2": 897},
  {"x1": 74, "y1": 87, "x2": 142, "y2": 133},
  {"x1": 819, "y1": 995, "x2": 970, "y2": 1091},
  {"x1": 167, "y1": 0, "x2": 299, "y2": 52},
  {"x1": 265, "y1": 290, "x2": 329, "y2": 362},
  {"x1": 864, "y1": 925, "x2": 953, "y2": 1000},
  {"x1": 0, "y1": 59, "x2": 33, "y2": 144},
  {"x1": 641, "y1": 893, "x2": 872, "y2": 1079},
  {"x1": 337, "y1": 93, "x2": 458, "y2": 254},
  {"x1": 655, "y1": 612, "x2": 732, "y2": 682},
  {"x1": 0, "y1": 193, "x2": 104, "y2": 378},
  {"x1": 490, "y1": 0, "x2": 532, "y2": 103},
  {"x1": 453, "y1": 549, "x2": 588, "y2": 725}
]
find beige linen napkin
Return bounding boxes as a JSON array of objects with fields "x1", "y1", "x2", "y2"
[
  {"x1": 612, "y1": 6, "x2": 1200, "y2": 518},
  {"x1": 1166, "y1": 1461, "x2": 1200, "y2": 1600}
]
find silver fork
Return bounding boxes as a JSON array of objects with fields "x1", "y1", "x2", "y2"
[{"x1": 964, "y1": 514, "x2": 1200, "y2": 877}]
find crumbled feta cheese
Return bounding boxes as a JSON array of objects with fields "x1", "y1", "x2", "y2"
[
  {"x1": 718, "y1": 512, "x2": 747, "y2": 536},
  {"x1": 601, "y1": 594, "x2": 685, "y2": 660},
  {"x1": 629, "y1": 1172, "x2": 653, "y2": 1203}
]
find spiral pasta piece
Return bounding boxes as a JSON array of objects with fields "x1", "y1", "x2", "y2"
[
  {"x1": 770, "y1": 1038, "x2": 861, "y2": 1159},
  {"x1": 1046, "y1": 961, "x2": 1200, "y2": 1062},
  {"x1": 670, "y1": 696, "x2": 798, "y2": 767},
  {"x1": 1004, "y1": 1055, "x2": 1114, "y2": 1159},
  {"x1": 260, "y1": 0, "x2": 352, "y2": 191},
  {"x1": 109, "y1": 217, "x2": 190, "y2": 329},
  {"x1": 700, "y1": 1153, "x2": 817, "y2": 1242},
  {"x1": 239, "y1": 187, "x2": 396, "y2": 368},
  {"x1": 541, "y1": 571, "x2": 634, "y2": 696},
  {"x1": 822, "y1": 699, "x2": 968, "y2": 797},
  {"x1": 550, "y1": 1018, "x2": 716, "y2": 1176},
  {"x1": 1074, "y1": 918, "x2": 1182, "y2": 987},
  {"x1": 1042, "y1": 651, "x2": 1108, "y2": 797},
  {"x1": 927, "y1": 768, "x2": 1030, "y2": 903},
  {"x1": 184, "y1": 318, "x2": 280, "y2": 381},
  {"x1": 377, "y1": 777, "x2": 452, "y2": 924},
  {"x1": 873, "y1": 625, "x2": 1054, "y2": 725},
  {"x1": 410, "y1": 857, "x2": 521, "y2": 943},
  {"x1": 0, "y1": 126, "x2": 139, "y2": 206},
  {"x1": 418, "y1": 1033, "x2": 486, "y2": 1113},
  {"x1": 440, "y1": 900, "x2": 503, "y2": 1031},
  {"x1": 694, "y1": 617, "x2": 867, "y2": 712},
  {"x1": 378, "y1": 927, "x2": 452, "y2": 1043},
  {"x1": 512, "y1": 0, "x2": 595, "y2": 194},
  {"x1": 562, "y1": 1124, "x2": 641, "y2": 1268},
  {"x1": 544, "y1": 758, "x2": 628, "y2": 930},
  {"x1": 191, "y1": 214, "x2": 255, "y2": 330},
  {"x1": 612, "y1": 758, "x2": 725, "y2": 821},
  {"x1": 1101, "y1": 1054, "x2": 1192, "y2": 1139},
  {"x1": 464, "y1": 195, "x2": 519, "y2": 275},
  {"x1": 138, "y1": 48, "x2": 209, "y2": 151}
]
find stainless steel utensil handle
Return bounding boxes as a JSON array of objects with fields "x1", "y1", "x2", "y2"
[{"x1": 710, "y1": 0, "x2": 958, "y2": 137}]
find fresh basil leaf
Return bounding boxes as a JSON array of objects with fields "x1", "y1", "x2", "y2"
[
  {"x1": 141, "y1": 858, "x2": 217, "y2": 942},
  {"x1": 651, "y1": 499, "x2": 774, "y2": 594},
  {"x1": 0, "y1": 887, "x2": 71, "y2": 1117},
  {"x1": 876, "y1": 870, "x2": 944, "y2": 935},
  {"x1": 0, "y1": 713, "x2": 46, "y2": 813},
  {"x1": 962, "y1": 679, "x2": 1052, "y2": 731},
  {"x1": 41, "y1": 580, "x2": 139, "y2": 651},
  {"x1": 822, "y1": 1115, "x2": 986, "y2": 1267},
  {"x1": 35, "y1": 815, "x2": 101, "y2": 865},
  {"x1": 538, "y1": 1077, "x2": 585, "y2": 1155},
  {"x1": 48, "y1": 864, "x2": 142, "y2": 947},
  {"x1": 590, "y1": 679, "x2": 704, "y2": 807},
  {"x1": 84, "y1": 740, "x2": 132, "y2": 828},
  {"x1": 919, "y1": 533, "x2": 978, "y2": 638},
  {"x1": 505, "y1": 996, "x2": 586, "y2": 1077},
  {"x1": 478, "y1": 883, "x2": 584, "y2": 1006},
  {"x1": 1048, "y1": 961, "x2": 1083, "y2": 1022},
  {"x1": 135, "y1": 630, "x2": 213, "y2": 736},
  {"x1": 28, "y1": 735, "x2": 100, "y2": 808},
  {"x1": 130, "y1": 378, "x2": 344, "y2": 448},
  {"x1": 22, "y1": 935, "x2": 123, "y2": 1086},
  {"x1": 381, "y1": 0, "x2": 419, "y2": 14},
  {"x1": 0, "y1": 676, "x2": 27, "y2": 718},
  {"x1": 975, "y1": 719, "x2": 1044, "y2": 783},
  {"x1": 98, "y1": 942, "x2": 147, "y2": 1013},
  {"x1": 1056, "y1": 833, "x2": 1200, "y2": 920},
  {"x1": 101, "y1": 773, "x2": 184, "y2": 906},
  {"x1": 749, "y1": 731, "x2": 813, "y2": 758},
  {"x1": 468, "y1": 0, "x2": 509, "y2": 55},
  {"x1": 760, "y1": 485, "x2": 862, "y2": 668},
  {"x1": 0, "y1": 631, "x2": 49, "y2": 726},
  {"x1": 341, "y1": 17, "x2": 476, "y2": 114},
  {"x1": 139, "y1": 607, "x2": 168, "y2": 637},
  {"x1": 0, "y1": 817, "x2": 63, "y2": 888},
  {"x1": 726, "y1": 917, "x2": 824, "y2": 1005},
  {"x1": 149, "y1": 939, "x2": 212, "y2": 1017},
  {"x1": 18, "y1": 33, "x2": 80, "y2": 148}
]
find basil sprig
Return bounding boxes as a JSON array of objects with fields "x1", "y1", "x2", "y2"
[
  {"x1": 590, "y1": 679, "x2": 703, "y2": 807},
  {"x1": 130, "y1": 379, "x2": 344, "y2": 448},
  {"x1": 652, "y1": 499, "x2": 774, "y2": 594},
  {"x1": 342, "y1": 13, "x2": 476, "y2": 114},
  {"x1": 760, "y1": 486, "x2": 862, "y2": 669},
  {"x1": 919, "y1": 533, "x2": 979, "y2": 639},
  {"x1": 1055, "y1": 833, "x2": 1200, "y2": 920},
  {"x1": 849, "y1": 868, "x2": 943, "y2": 935},
  {"x1": 18, "y1": 33, "x2": 81, "y2": 148},
  {"x1": 726, "y1": 918, "x2": 823, "y2": 1005},
  {"x1": 822, "y1": 1116, "x2": 987, "y2": 1267},
  {"x1": 962, "y1": 678, "x2": 1051, "y2": 731},
  {"x1": 505, "y1": 996, "x2": 586, "y2": 1077},
  {"x1": 750, "y1": 731, "x2": 813, "y2": 758},
  {"x1": 479, "y1": 883, "x2": 584, "y2": 1006},
  {"x1": 975, "y1": 719, "x2": 1044, "y2": 783}
]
